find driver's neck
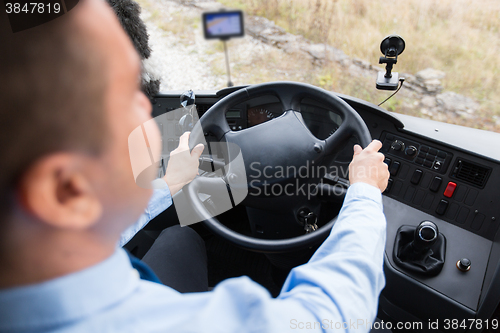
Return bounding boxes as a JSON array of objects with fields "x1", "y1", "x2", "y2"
[{"x1": 0, "y1": 213, "x2": 116, "y2": 289}]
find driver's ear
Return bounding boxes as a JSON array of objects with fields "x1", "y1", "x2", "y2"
[{"x1": 17, "y1": 154, "x2": 103, "y2": 230}]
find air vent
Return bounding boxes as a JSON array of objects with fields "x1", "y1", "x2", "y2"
[
  {"x1": 451, "y1": 159, "x2": 491, "y2": 188},
  {"x1": 196, "y1": 104, "x2": 211, "y2": 118}
]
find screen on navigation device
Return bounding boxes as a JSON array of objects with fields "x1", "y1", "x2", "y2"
[{"x1": 202, "y1": 10, "x2": 244, "y2": 40}]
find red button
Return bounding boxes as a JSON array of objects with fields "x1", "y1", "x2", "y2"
[{"x1": 443, "y1": 182, "x2": 457, "y2": 198}]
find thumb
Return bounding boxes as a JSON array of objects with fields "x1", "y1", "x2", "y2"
[
  {"x1": 353, "y1": 144, "x2": 363, "y2": 156},
  {"x1": 191, "y1": 143, "x2": 204, "y2": 159}
]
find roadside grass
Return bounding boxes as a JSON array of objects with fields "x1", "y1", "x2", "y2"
[{"x1": 219, "y1": 0, "x2": 500, "y2": 131}]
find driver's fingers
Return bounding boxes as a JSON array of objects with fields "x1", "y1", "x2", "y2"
[
  {"x1": 177, "y1": 132, "x2": 191, "y2": 150},
  {"x1": 363, "y1": 140, "x2": 383, "y2": 153},
  {"x1": 353, "y1": 144, "x2": 363, "y2": 156},
  {"x1": 191, "y1": 143, "x2": 204, "y2": 159}
]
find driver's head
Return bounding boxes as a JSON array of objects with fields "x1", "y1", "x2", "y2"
[{"x1": 0, "y1": 0, "x2": 158, "y2": 259}]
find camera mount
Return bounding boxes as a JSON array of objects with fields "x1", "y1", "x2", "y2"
[{"x1": 376, "y1": 35, "x2": 405, "y2": 90}]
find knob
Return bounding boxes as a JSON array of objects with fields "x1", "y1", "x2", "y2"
[
  {"x1": 313, "y1": 143, "x2": 323, "y2": 153},
  {"x1": 456, "y1": 258, "x2": 471, "y2": 272},
  {"x1": 433, "y1": 160, "x2": 443, "y2": 171},
  {"x1": 391, "y1": 140, "x2": 405, "y2": 151},
  {"x1": 405, "y1": 146, "x2": 417, "y2": 157},
  {"x1": 412, "y1": 221, "x2": 439, "y2": 252}
]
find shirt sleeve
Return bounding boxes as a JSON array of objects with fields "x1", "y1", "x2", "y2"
[
  {"x1": 166, "y1": 182, "x2": 387, "y2": 333},
  {"x1": 277, "y1": 181, "x2": 386, "y2": 330},
  {"x1": 118, "y1": 179, "x2": 173, "y2": 247}
]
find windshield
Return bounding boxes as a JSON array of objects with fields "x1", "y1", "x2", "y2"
[{"x1": 137, "y1": 0, "x2": 500, "y2": 133}]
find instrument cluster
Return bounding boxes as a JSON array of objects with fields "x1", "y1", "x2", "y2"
[{"x1": 225, "y1": 99, "x2": 342, "y2": 140}]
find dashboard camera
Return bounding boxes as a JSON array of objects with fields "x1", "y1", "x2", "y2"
[
  {"x1": 202, "y1": 10, "x2": 244, "y2": 40},
  {"x1": 376, "y1": 35, "x2": 405, "y2": 90}
]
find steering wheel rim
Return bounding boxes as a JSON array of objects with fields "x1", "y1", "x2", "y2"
[{"x1": 186, "y1": 82, "x2": 372, "y2": 253}]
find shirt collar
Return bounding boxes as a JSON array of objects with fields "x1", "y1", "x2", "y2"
[{"x1": 0, "y1": 248, "x2": 139, "y2": 331}]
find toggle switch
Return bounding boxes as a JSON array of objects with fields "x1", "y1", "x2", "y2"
[
  {"x1": 430, "y1": 176, "x2": 442, "y2": 192},
  {"x1": 443, "y1": 182, "x2": 457, "y2": 198}
]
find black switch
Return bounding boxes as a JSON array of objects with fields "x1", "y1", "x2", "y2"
[
  {"x1": 389, "y1": 161, "x2": 400, "y2": 176},
  {"x1": 430, "y1": 176, "x2": 442, "y2": 192},
  {"x1": 436, "y1": 199, "x2": 449, "y2": 215},
  {"x1": 383, "y1": 157, "x2": 391, "y2": 167},
  {"x1": 405, "y1": 146, "x2": 418, "y2": 157},
  {"x1": 411, "y1": 169, "x2": 423, "y2": 185},
  {"x1": 391, "y1": 141, "x2": 404, "y2": 151},
  {"x1": 433, "y1": 160, "x2": 443, "y2": 171},
  {"x1": 384, "y1": 179, "x2": 393, "y2": 193}
]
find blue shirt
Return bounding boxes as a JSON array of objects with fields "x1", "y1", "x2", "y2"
[
  {"x1": 0, "y1": 182, "x2": 386, "y2": 333},
  {"x1": 119, "y1": 180, "x2": 173, "y2": 247}
]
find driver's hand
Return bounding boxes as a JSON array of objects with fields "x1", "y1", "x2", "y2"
[
  {"x1": 348, "y1": 140, "x2": 389, "y2": 192},
  {"x1": 163, "y1": 132, "x2": 204, "y2": 195}
]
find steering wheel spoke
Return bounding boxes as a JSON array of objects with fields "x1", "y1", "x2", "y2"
[{"x1": 324, "y1": 122, "x2": 355, "y2": 154}]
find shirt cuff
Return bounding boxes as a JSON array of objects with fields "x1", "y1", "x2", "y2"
[
  {"x1": 345, "y1": 182, "x2": 382, "y2": 206},
  {"x1": 151, "y1": 178, "x2": 168, "y2": 190},
  {"x1": 118, "y1": 180, "x2": 173, "y2": 247}
]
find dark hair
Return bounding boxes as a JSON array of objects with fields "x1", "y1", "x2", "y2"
[
  {"x1": 0, "y1": 7, "x2": 108, "y2": 218},
  {"x1": 106, "y1": 0, "x2": 160, "y2": 98}
]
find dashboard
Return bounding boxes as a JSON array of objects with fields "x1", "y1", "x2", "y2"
[{"x1": 151, "y1": 86, "x2": 500, "y2": 332}]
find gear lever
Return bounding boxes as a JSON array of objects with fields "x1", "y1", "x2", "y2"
[
  {"x1": 393, "y1": 221, "x2": 446, "y2": 276},
  {"x1": 412, "y1": 221, "x2": 439, "y2": 252}
]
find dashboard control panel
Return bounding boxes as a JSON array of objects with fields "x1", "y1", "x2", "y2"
[
  {"x1": 380, "y1": 131, "x2": 497, "y2": 240},
  {"x1": 382, "y1": 133, "x2": 452, "y2": 173}
]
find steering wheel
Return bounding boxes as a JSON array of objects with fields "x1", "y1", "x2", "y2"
[{"x1": 185, "y1": 82, "x2": 371, "y2": 253}]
